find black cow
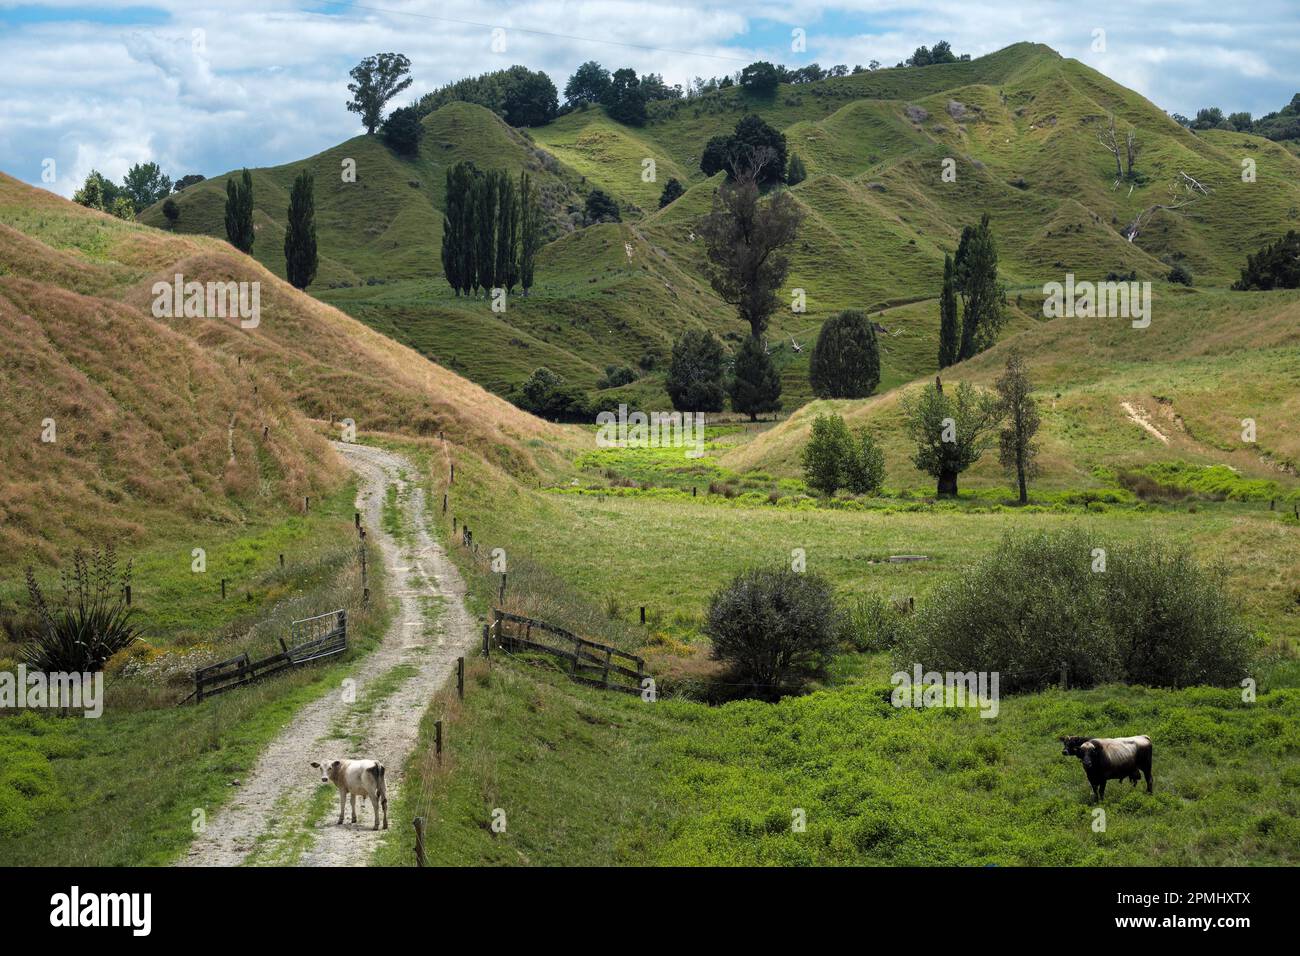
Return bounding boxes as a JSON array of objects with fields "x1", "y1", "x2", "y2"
[{"x1": 1061, "y1": 735, "x2": 1153, "y2": 801}]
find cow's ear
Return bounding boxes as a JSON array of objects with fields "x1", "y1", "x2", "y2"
[
  {"x1": 332, "y1": 759, "x2": 341, "y2": 767},
  {"x1": 310, "y1": 761, "x2": 320, "y2": 768}
]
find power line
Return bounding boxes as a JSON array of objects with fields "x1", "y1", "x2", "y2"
[{"x1": 307, "y1": 0, "x2": 750, "y2": 63}]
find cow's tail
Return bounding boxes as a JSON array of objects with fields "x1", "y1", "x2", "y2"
[{"x1": 369, "y1": 762, "x2": 387, "y2": 797}]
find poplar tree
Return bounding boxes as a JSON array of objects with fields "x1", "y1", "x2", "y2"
[
  {"x1": 495, "y1": 171, "x2": 519, "y2": 293},
  {"x1": 284, "y1": 169, "x2": 318, "y2": 290},
  {"x1": 224, "y1": 168, "x2": 255, "y2": 253},
  {"x1": 441, "y1": 162, "x2": 474, "y2": 295},
  {"x1": 473, "y1": 171, "x2": 498, "y2": 294},
  {"x1": 938, "y1": 253, "x2": 959, "y2": 368},
  {"x1": 518, "y1": 170, "x2": 541, "y2": 295}
]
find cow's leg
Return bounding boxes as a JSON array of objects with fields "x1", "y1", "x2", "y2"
[
  {"x1": 1098, "y1": 780, "x2": 1106, "y2": 800},
  {"x1": 350, "y1": 792, "x2": 358, "y2": 823},
  {"x1": 381, "y1": 792, "x2": 389, "y2": 830},
  {"x1": 337, "y1": 788, "x2": 345, "y2": 825},
  {"x1": 1143, "y1": 768, "x2": 1153, "y2": 794},
  {"x1": 371, "y1": 793, "x2": 380, "y2": 831}
]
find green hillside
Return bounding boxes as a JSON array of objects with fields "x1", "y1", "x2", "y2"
[{"x1": 147, "y1": 42, "x2": 1300, "y2": 411}]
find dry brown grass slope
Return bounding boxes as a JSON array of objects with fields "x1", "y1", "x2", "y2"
[{"x1": 0, "y1": 173, "x2": 572, "y2": 564}]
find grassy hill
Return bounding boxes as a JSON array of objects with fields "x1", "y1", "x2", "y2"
[
  {"x1": 0, "y1": 171, "x2": 570, "y2": 566},
  {"x1": 144, "y1": 42, "x2": 1300, "y2": 414}
]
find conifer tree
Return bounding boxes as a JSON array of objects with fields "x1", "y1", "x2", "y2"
[{"x1": 284, "y1": 169, "x2": 318, "y2": 290}]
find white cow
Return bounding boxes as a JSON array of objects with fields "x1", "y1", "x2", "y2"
[{"x1": 311, "y1": 758, "x2": 389, "y2": 830}]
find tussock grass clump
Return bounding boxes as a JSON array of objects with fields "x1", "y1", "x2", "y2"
[{"x1": 896, "y1": 529, "x2": 1257, "y2": 692}]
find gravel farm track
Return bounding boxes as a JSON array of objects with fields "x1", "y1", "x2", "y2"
[{"x1": 179, "y1": 442, "x2": 479, "y2": 867}]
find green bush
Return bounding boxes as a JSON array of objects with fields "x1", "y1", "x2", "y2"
[
  {"x1": 801, "y1": 413, "x2": 853, "y2": 496},
  {"x1": 705, "y1": 567, "x2": 840, "y2": 694},
  {"x1": 895, "y1": 529, "x2": 1256, "y2": 693},
  {"x1": 845, "y1": 430, "x2": 885, "y2": 495}
]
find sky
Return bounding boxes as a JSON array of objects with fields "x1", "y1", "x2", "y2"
[{"x1": 2, "y1": 0, "x2": 1297, "y2": 197}]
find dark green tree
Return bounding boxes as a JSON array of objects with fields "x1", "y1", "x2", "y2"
[
  {"x1": 224, "y1": 169, "x2": 254, "y2": 254},
  {"x1": 563, "y1": 61, "x2": 611, "y2": 106},
  {"x1": 1232, "y1": 230, "x2": 1300, "y2": 290},
  {"x1": 381, "y1": 104, "x2": 424, "y2": 155},
  {"x1": 938, "y1": 253, "x2": 960, "y2": 368},
  {"x1": 739, "y1": 61, "x2": 781, "y2": 97},
  {"x1": 603, "y1": 68, "x2": 647, "y2": 126},
  {"x1": 415, "y1": 66, "x2": 557, "y2": 126},
  {"x1": 808, "y1": 309, "x2": 880, "y2": 399},
  {"x1": 666, "y1": 329, "x2": 726, "y2": 412},
  {"x1": 729, "y1": 335, "x2": 782, "y2": 421},
  {"x1": 584, "y1": 189, "x2": 620, "y2": 224},
  {"x1": 957, "y1": 214, "x2": 1005, "y2": 360},
  {"x1": 162, "y1": 198, "x2": 179, "y2": 228},
  {"x1": 440, "y1": 161, "x2": 479, "y2": 295},
  {"x1": 494, "y1": 170, "x2": 519, "y2": 292},
  {"x1": 173, "y1": 173, "x2": 205, "y2": 192},
  {"x1": 500, "y1": 67, "x2": 559, "y2": 126},
  {"x1": 698, "y1": 170, "x2": 802, "y2": 338},
  {"x1": 284, "y1": 169, "x2": 318, "y2": 290},
  {"x1": 347, "y1": 53, "x2": 413, "y2": 134},
  {"x1": 518, "y1": 170, "x2": 542, "y2": 294},
  {"x1": 473, "y1": 170, "x2": 498, "y2": 293},
  {"x1": 658, "y1": 177, "x2": 685, "y2": 208}
]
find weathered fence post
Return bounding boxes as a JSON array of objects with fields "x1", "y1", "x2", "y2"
[
  {"x1": 1060, "y1": 661, "x2": 1069, "y2": 690},
  {"x1": 124, "y1": 585, "x2": 131, "y2": 607},
  {"x1": 483, "y1": 622, "x2": 491, "y2": 657},
  {"x1": 413, "y1": 817, "x2": 427, "y2": 867},
  {"x1": 279, "y1": 553, "x2": 285, "y2": 569},
  {"x1": 355, "y1": 511, "x2": 360, "y2": 530},
  {"x1": 221, "y1": 578, "x2": 227, "y2": 600},
  {"x1": 640, "y1": 606, "x2": 646, "y2": 625},
  {"x1": 304, "y1": 496, "x2": 310, "y2": 513},
  {"x1": 498, "y1": 573, "x2": 507, "y2": 605},
  {"x1": 435, "y1": 720, "x2": 443, "y2": 763},
  {"x1": 442, "y1": 493, "x2": 448, "y2": 514},
  {"x1": 450, "y1": 464, "x2": 455, "y2": 485},
  {"x1": 457, "y1": 657, "x2": 464, "y2": 700}
]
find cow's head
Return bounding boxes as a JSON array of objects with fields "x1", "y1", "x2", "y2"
[
  {"x1": 310, "y1": 759, "x2": 341, "y2": 783},
  {"x1": 1060, "y1": 735, "x2": 1089, "y2": 757},
  {"x1": 1077, "y1": 741, "x2": 1099, "y2": 770}
]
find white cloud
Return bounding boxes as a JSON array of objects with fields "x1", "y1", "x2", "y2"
[{"x1": 1, "y1": 0, "x2": 1297, "y2": 196}]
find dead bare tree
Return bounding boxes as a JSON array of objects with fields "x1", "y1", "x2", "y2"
[
  {"x1": 1098, "y1": 114, "x2": 1124, "y2": 184},
  {"x1": 1123, "y1": 170, "x2": 1211, "y2": 242},
  {"x1": 1124, "y1": 128, "x2": 1140, "y2": 178}
]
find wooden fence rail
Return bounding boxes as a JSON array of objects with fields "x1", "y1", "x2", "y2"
[
  {"x1": 487, "y1": 608, "x2": 647, "y2": 694},
  {"x1": 192, "y1": 610, "x2": 347, "y2": 703}
]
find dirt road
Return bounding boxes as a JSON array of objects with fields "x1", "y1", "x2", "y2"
[{"x1": 179, "y1": 442, "x2": 478, "y2": 866}]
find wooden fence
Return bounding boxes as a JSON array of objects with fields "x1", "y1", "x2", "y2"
[
  {"x1": 192, "y1": 610, "x2": 347, "y2": 703},
  {"x1": 487, "y1": 608, "x2": 647, "y2": 694}
]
